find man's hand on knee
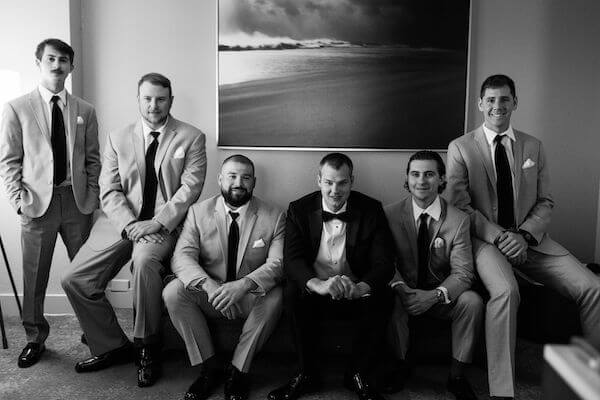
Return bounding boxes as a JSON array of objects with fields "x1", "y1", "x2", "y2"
[{"x1": 208, "y1": 278, "x2": 255, "y2": 312}]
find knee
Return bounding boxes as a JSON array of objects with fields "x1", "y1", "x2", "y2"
[
  {"x1": 132, "y1": 253, "x2": 163, "y2": 278},
  {"x1": 61, "y1": 270, "x2": 79, "y2": 294},
  {"x1": 456, "y1": 291, "x2": 484, "y2": 317},
  {"x1": 262, "y1": 286, "x2": 284, "y2": 318},
  {"x1": 162, "y1": 279, "x2": 186, "y2": 313}
]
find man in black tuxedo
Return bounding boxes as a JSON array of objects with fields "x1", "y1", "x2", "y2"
[{"x1": 268, "y1": 153, "x2": 394, "y2": 400}]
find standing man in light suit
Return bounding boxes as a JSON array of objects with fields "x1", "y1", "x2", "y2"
[
  {"x1": 385, "y1": 151, "x2": 482, "y2": 400},
  {"x1": 164, "y1": 155, "x2": 285, "y2": 400},
  {"x1": 62, "y1": 72, "x2": 207, "y2": 388},
  {"x1": 0, "y1": 38, "x2": 100, "y2": 368},
  {"x1": 446, "y1": 74, "x2": 600, "y2": 400}
]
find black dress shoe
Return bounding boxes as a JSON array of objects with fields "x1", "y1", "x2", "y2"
[
  {"x1": 137, "y1": 346, "x2": 162, "y2": 387},
  {"x1": 267, "y1": 373, "x2": 320, "y2": 400},
  {"x1": 18, "y1": 342, "x2": 45, "y2": 368},
  {"x1": 344, "y1": 372, "x2": 385, "y2": 400},
  {"x1": 224, "y1": 364, "x2": 249, "y2": 400},
  {"x1": 75, "y1": 342, "x2": 134, "y2": 373},
  {"x1": 447, "y1": 376, "x2": 478, "y2": 400},
  {"x1": 184, "y1": 366, "x2": 217, "y2": 400}
]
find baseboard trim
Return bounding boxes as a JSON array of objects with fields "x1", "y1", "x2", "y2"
[{"x1": 0, "y1": 290, "x2": 133, "y2": 317}]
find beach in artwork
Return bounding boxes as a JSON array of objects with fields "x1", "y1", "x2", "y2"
[{"x1": 219, "y1": 46, "x2": 466, "y2": 149}]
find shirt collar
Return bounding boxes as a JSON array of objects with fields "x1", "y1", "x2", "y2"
[
  {"x1": 321, "y1": 198, "x2": 348, "y2": 214},
  {"x1": 412, "y1": 195, "x2": 441, "y2": 224},
  {"x1": 221, "y1": 196, "x2": 249, "y2": 220},
  {"x1": 141, "y1": 117, "x2": 169, "y2": 141},
  {"x1": 482, "y1": 124, "x2": 515, "y2": 146},
  {"x1": 38, "y1": 85, "x2": 67, "y2": 106}
]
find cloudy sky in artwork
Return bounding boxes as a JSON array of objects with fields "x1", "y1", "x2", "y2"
[{"x1": 219, "y1": 0, "x2": 469, "y2": 49}]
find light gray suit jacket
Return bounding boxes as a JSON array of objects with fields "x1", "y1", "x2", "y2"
[
  {"x1": 172, "y1": 195, "x2": 285, "y2": 295},
  {"x1": 89, "y1": 116, "x2": 206, "y2": 250},
  {"x1": 0, "y1": 89, "x2": 100, "y2": 217},
  {"x1": 385, "y1": 196, "x2": 474, "y2": 301},
  {"x1": 446, "y1": 126, "x2": 567, "y2": 255}
]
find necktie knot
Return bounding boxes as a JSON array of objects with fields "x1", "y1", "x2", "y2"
[
  {"x1": 494, "y1": 135, "x2": 504, "y2": 144},
  {"x1": 51, "y1": 95, "x2": 60, "y2": 105},
  {"x1": 229, "y1": 211, "x2": 240, "y2": 221},
  {"x1": 322, "y1": 210, "x2": 350, "y2": 223},
  {"x1": 419, "y1": 213, "x2": 428, "y2": 223},
  {"x1": 150, "y1": 131, "x2": 160, "y2": 141}
]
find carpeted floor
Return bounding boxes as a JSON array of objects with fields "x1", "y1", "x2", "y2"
[{"x1": 0, "y1": 309, "x2": 543, "y2": 400}]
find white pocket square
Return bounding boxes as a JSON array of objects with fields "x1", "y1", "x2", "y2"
[
  {"x1": 522, "y1": 158, "x2": 536, "y2": 169},
  {"x1": 252, "y1": 238, "x2": 265, "y2": 248},
  {"x1": 173, "y1": 147, "x2": 185, "y2": 159},
  {"x1": 76, "y1": 116, "x2": 84, "y2": 125},
  {"x1": 433, "y1": 237, "x2": 445, "y2": 249}
]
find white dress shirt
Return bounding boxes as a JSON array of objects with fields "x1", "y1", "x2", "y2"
[
  {"x1": 38, "y1": 85, "x2": 71, "y2": 187},
  {"x1": 140, "y1": 118, "x2": 169, "y2": 213},
  {"x1": 222, "y1": 196, "x2": 250, "y2": 272},
  {"x1": 313, "y1": 200, "x2": 357, "y2": 281},
  {"x1": 482, "y1": 124, "x2": 517, "y2": 201}
]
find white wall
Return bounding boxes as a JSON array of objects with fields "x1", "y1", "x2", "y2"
[{"x1": 1, "y1": 0, "x2": 599, "y2": 315}]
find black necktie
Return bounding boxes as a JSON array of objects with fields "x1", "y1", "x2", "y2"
[
  {"x1": 227, "y1": 211, "x2": 240, "y2": 282},
  {"x1": 139, "y1": 132, "x2": 160, "y2": 220},
  {"x1": 50, "y1": 96, "x2": 67, "y2": 185},
  {"x1": 494, "y1": 135, "x2": 515, "y2": 229},
  {"x1": 322, "y1": 210, "x2": 351, "y2": 223},
  {"x1": 417, "y1": 213, "x2": 430, "y2": 288}
]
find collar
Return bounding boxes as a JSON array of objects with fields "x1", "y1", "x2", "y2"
[
  {"x1": 321, "y1": 198, "x2": 348, "y2": 215},
  {"x1": 141, "y1": 117, "x2": 169, "y2": 141},
  {"x1": 221, "y1": 195, "x2": 249, "y2": 220},
  {"x1": 412, "y1": 195, "x2": 441, "y2": 224},
  {"x1": 38, "y1": 85, "x2": 67, "y2": 106},
  {"x1": 482, "y1": 124, "x2": 515, "y2": 146}
]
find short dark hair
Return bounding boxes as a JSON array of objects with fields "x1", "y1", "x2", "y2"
[
  {"x1": 480, "y1": 74, "x2": 516, "y2": 98},
  {"x1": 222, "y1": 154, "x2": 255, "y2": 175},
  {"x1": 404, "y1": 150, "x2": 447, "y2": 193},
  {"x1": 35, "y1": 38, "x2": 74, "y2": 64},
  {"x1": 138, "y1": 72, "x2": 172, "y2": 98},
  {"x1": 319, "y1": 152, "x2": 353, "y2": 176}
]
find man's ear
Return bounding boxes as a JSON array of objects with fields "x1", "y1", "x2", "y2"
[{"x1": 513, "y1": 96, "x2": 518, "y2": 110}]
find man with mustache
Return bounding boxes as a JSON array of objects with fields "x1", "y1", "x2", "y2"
[
  {"x1": 0, "y1": 38, "x2": 100, "y2": 368},
  {"x1": 446, "y1": 74, "x2": 600, "y2": 399},
  {"x1": 163, "y1": 155, "x2": 285, "y2": 400},
  {"x1": 62, "y1": 72, "x2": 206, "y2": 387}
]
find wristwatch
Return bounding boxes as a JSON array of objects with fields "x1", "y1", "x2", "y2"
[{"x1": 435, "y1": 288, "x2": 444, "y2": 303}]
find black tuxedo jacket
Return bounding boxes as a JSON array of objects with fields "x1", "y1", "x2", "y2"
[{"x1": 284, "y1": 190, "x2": 394, "y2": 294}]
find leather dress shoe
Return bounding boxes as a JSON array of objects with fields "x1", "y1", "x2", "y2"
[
  {"x1": 447, "y1": 376, "x2": 478, "y2": 400},
  {"x1": 267, "y1": 373, "x2": 320, "y2": 400},
  {"x1": 344, "y1": 372, "x2": 385, "y2": 400},
  {"x1": 75, "y1": 342, "x2": 134, "y2": 373},
  {"x1": 137, "y1": 346, "x2": 162, "y2": 387},
  {"x1": 18, "y1": 342, "x2": 45, "y2": 368},
  {"x1": 184, "y1": 366, "x2": 217, "y2": 400},
  {"x1": 224, "y1": 364, "x2": 249, "y2": 400}
]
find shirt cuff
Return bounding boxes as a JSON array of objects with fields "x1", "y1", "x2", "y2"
[
  {"x1": 390, "y1": 281, "x2": 405, "y2": 289},
  {"x1": 436, "y1": 286, "x2": 451, "y2": 304},
  {"x1": 188, "y1": 277, "x2": 207, "y2": 291}
]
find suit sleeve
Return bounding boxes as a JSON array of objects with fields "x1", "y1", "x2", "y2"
[
  {"x1": 440, "y1": 213, "x2": 474, "y2": 301},
  {"x1": 360, "y1": 202, "x2": 395, "y2": 292},
  {"x1": 244, "y1": 209, "x2": 285, "y2": 294},
  {"x1": 283, "y1": 202, "x2": 317, "y2": 291},
  {"x1": 0, "y1": 103, "x2": 24, "y2": 213},
  {"x1": 446, "y1": 140, "x2": 503, "y2": 244},
  {"x1": 84, "y1": 107, "x2": 101, "y2": 208},
  {"x1": 171, "y1": 206, "x2": 211, "y2": 288},
  {"x1": 99, "y1": 132, "x2": 137, "y2": 233},
  {"x1": 153, "y1": 132, "x2": 207, "y2": 232},
  {"x1": 518, "y1": 141, "x2": 553, "y2": 244}
]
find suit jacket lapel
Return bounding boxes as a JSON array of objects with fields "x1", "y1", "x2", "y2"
[
  {"x1": 132, "y1": 120, "x2": 146, "y2": 186},
  {"x1": 214, "y1": 201, "x2": 228, "y2": 269},
  {"x1": 474, "y1": 127, "x2": 497, "y2": 189},
  {"x1": 512, "y1": 131, "x2": 525, "y2": 219},
  {"x1": 429, "y1": 199, "x2": 446, "y2": 253},
  {"x1": 154, "y1": 117, "x2": 177, "y2": 173},
  {"x1": 308, "y1": 195, "x2": 323, "y2": 257},
  {"x1": 401, "y1": 199, "x2": 419, "y2": 266},
  {"x1": 238, "y1": 199, "x2": 258, "y2": 272},
  {"x1": 65, "y1": 93, "x2": 78, "y2": 166},
  {"x1": 28, "y1": 90, "x2": 51, "y2": 144},
  {"x1": 345, "y1": 201, "x2": 361, "y2": 260}
]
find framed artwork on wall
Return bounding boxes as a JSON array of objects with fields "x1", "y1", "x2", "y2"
[{"x1": 218, "y1": 0, "x2": 470, "y2": 150}]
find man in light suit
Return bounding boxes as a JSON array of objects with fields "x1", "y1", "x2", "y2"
[
  {"x1": 163, "y1": 154, "x2": 285, "y2": 400},
  {"x1": 446, "y1": 74, "x2": 600, "y2": 400},
  {"x1": 385, "y1": 151, "x2": 483, "y2": 400},
  {"x1": 61, "y1": 72, "x2": 206, "y2": 387},
  {"x1": 268, "y1": 153, "x2": 395, "y2": 400},
  {"x1": 0, "y1": 38, "x2": 100, "y2": 368}
]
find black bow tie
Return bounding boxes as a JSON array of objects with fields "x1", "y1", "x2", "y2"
[{"x1": 322, "y1": 210, "x2": 351, "y2": 223}]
